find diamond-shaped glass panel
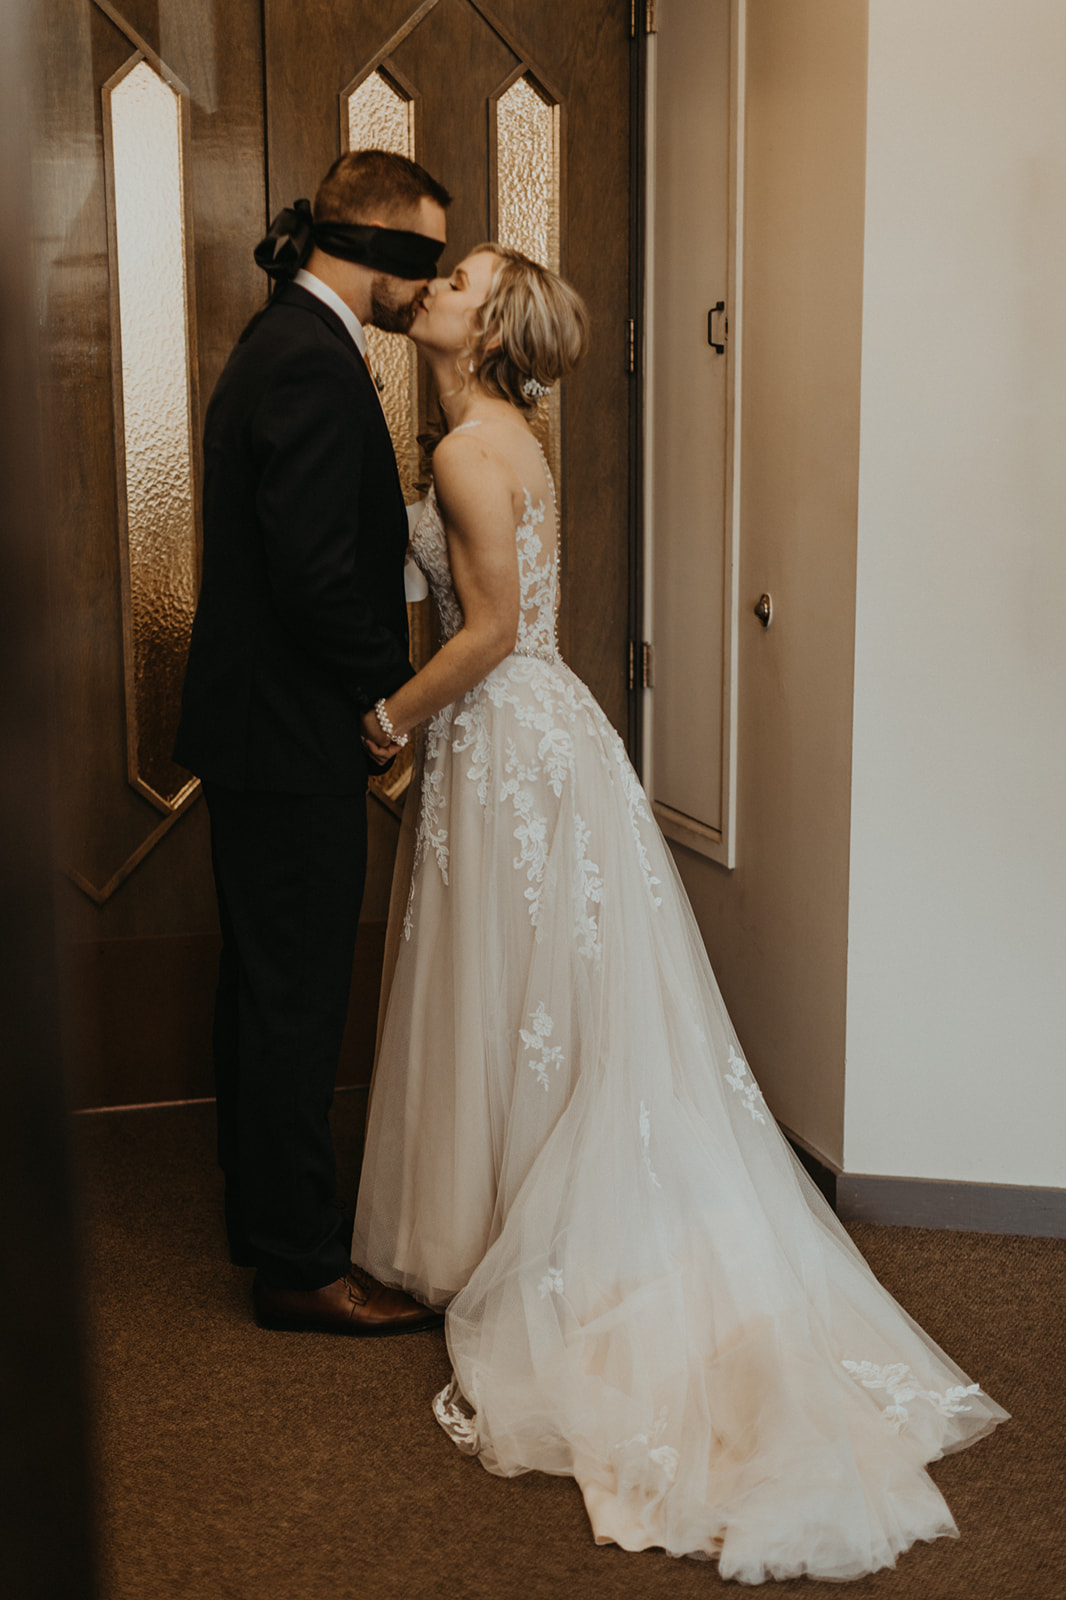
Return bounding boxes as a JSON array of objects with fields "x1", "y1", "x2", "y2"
[
  {"x1": 347, "y1": 70, "x2": 419, "y2": 506},
  {"x1": 496, "y1": 75, "x2": 559, "y2": 272},
  {"x1": 496, "y1": 74, "x2": 561, "y2": 486},
  {"x1": 108, "y1": 58, "x2": 197, "y2": 809},
  {"x1": 346, "y1": 68, "x2": 426, "y2": 806}
]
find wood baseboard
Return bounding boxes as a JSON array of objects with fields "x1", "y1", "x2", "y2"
[
  {"x1": 782, "y1": 1125, "x2": 1064, "y2": 1238},
  {"x1": 785, "y1": 1137, "x2": 837, "y2": 1209},
  {"x1": 66, "y1": 922, "x2": 387, "y2": 1111},
  {"x1": 836, "y1": 1174, "x2": 1066, "y2": 1238}
]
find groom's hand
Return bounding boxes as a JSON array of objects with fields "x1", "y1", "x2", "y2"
[
  {"x1": 363, "y1": 738, "x2": 398, "y2": 766},
  {"x1": 361, "y1": 708, "x2": 401, "y2": 766}
]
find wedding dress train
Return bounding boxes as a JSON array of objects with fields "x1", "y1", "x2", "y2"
[{"x1": 352, "y1": 429, "x2": 1007, "y2": 1584}]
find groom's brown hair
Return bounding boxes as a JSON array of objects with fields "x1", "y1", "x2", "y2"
[{"x1": 315, "y1": 149, "x2": 451, "y2": 226}]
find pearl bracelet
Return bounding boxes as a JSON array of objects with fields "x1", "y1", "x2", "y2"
[{"x1": 374, "y1": 697, "x2": 408, "y2": 749}]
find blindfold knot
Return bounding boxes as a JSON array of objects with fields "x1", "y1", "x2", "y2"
[{"x1": 254, "y1": 199, "x2": 444, "y2": 283}]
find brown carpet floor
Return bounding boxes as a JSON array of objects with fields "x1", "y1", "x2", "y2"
[{"x1": 74, "y1": 1096, "x2": 1065, "y2": 1600}]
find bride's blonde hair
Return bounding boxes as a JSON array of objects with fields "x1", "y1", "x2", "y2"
[{"x1": 463, "y1": 245, "x2": 589, "y2": 414}]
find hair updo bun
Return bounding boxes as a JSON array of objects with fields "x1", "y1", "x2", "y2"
[{"x1": 462, "y1": 245, "x2": 589, "y2": 415}]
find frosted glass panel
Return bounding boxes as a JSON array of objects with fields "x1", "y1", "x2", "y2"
[
  {"x1": 347, "y1": 70, "x2": 419, "y2": 505},
  {"x1": 346, "y1": 67, "x2": 426, "y2": 806},
  {"x1": 347, "y1": 67, "x2": 414, "y2": 156},
  {"x1": 109, "y1": 59, "x2": 197, "y2": 808},
  {"x1": 496, "y1": 74, "x2": 561, "y2": 490},
  {"x1": 496, "y1": 75, "x2": 559, "y2": 272}
]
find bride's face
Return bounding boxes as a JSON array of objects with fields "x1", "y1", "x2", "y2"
[{"x1": 410, "y1": 250, "x2": 499, "y2": 357}]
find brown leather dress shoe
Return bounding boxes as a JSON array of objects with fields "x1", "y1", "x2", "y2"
[{"x1": 252, "y1": 1265, "x2": 444, "y2": 1337}]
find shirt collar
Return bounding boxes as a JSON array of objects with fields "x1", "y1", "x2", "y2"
[{"x1": 292, "y1": 268, "x2": 367, "y2": 357}]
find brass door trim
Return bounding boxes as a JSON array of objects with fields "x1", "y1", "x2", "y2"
[{"x1": 61, "y1": 785, "x2": 200, "y2": 906}]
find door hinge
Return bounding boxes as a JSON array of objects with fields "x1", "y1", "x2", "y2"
[
  {"x1": 628, "y1": 640, "x2": 654, "y2": 691},
  {"x1": 632, "y1": 4, "x2": 656, "y2": 40},
  {"x1": 626, "y1": 317, "x2": 636, "y2": 375}
]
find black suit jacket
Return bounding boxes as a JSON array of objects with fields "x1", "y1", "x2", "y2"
[{"x1": 174, "y1": 283, "x2": 413, "y2": 793}]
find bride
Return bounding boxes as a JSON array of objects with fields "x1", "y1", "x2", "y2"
[{"x1": 352, "y1": 244, "x2": 1007, "y2": 1583}]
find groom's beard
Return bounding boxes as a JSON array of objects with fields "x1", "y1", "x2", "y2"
[{"x1": 369, "y1": 274, "x2": 425, "y2": 334}]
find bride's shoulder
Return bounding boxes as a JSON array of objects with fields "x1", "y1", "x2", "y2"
[
  {"x1": 432, "y1": 427, "x2": 489, "y2": 468},
  {"x1": 433, "y1": 426, "x2": 519, "y2": 497},
  {"x1": 431, "y1": 427, "x2": 525, "y2": 535}
]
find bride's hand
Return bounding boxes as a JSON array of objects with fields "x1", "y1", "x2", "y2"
[{"x1": 361, "y1": 707, "x2": 400, "y2": 764}]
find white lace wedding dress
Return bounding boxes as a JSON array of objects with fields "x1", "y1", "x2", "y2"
[{"x1": 352, "y1": 426, "x2": 1007, "y2": 1584}]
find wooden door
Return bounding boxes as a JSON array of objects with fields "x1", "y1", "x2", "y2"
[
  {"x1": 36, "y1": 0, "x2": 635, "y2": 1108},
  {"x1": 263, "y1": 0, "x2": 634, "y2": 732},
  {"x1": 36, "y1": 0, "x2": 266, "y2": 1108}
]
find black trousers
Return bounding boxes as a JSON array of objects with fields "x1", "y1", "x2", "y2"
[{"x1": 203, "y1": 784, "x2": 367, "y2": 1290}]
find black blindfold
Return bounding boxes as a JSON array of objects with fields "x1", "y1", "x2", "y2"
[{"x1": 255, "y1": 198, "x2": 445, "y2": 282}]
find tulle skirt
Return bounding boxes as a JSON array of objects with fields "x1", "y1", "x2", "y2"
[{"x1": 353, "y1": 654, "x2": 1007, "y2": 1584}]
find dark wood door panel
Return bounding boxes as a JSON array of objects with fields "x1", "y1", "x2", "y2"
[
  {"x1": 40, "y1": 0, "x2": 266, "y2": 941},
  {"x1": 36, "y1": 0, "x2": 267, "y2": 1104},
  {"x1": 263, "y1": 0, "x2": 436, "y2": 211},
  {"x1": 264, "y1": 0, "x2": 632, "y2": 735},
  {"x1": 42, "y1": 4, "x2": 145, "y2": 911},
  {"x1": 36, "y1": 0, "x2": 632, "y2": 1105},
  {"x1": 386, "y1": 1, "x2": 519, "y2": 260}
]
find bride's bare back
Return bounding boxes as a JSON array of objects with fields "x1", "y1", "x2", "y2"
[{"x1": 433, "y1": 412, "x2": 559, "y2": 648}]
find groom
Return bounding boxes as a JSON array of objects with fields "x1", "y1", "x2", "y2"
[{"x1": 175, "y1": 150, "x2": 449, "y2": 1335}]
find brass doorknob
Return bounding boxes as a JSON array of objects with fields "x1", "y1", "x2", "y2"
[{"x1": 754, "y1": 593, "x2": 773, "y2": 628}]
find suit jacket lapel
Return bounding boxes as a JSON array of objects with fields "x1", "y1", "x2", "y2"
[
  {"x1": 274, "y1": 282, "x2": 365, "y2": 360},
  {"x1": 275, "y1": 283, "x2": 393, "y2": 433}
]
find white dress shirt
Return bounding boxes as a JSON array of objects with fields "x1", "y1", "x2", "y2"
[{"x1": 292, "y1": 267, "x2": 368, "y2": 358}]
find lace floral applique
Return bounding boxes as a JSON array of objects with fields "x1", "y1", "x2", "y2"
[
  {"x1": 573, "y1": 814, "x2": 604, "y2": 959},
  {"x1": 513, "y1": 489, "x2": 559, "y2": 660},
  {"x1": 538, "y1": 726, "x2": 573, "y2": 797},
  {"x1": 649, "y1": 1443, "x2": 680, "y2": 1482},
  {"x1": 433, "y1": 1377, "x2": 479, "y2": 1454},
  {"x1": 842, "y1": 1361, "x2": 982, "y2": 1433},
  {"x1": 725, "y1": 1045, "x2": 768, "y2": 1124},
  {"x1": 538, "y1": 1267, "x2": 564, "y2": 1298},
  {"x1": 453, "y1": 692, "x2": 493, "y2": 806},
  {"x1": 483, "y1": 660, "x2": 605, "y2": 783},
  {"x1": 616, "y1": 1407, "x2": 678, "y2": 1486},
  {"x1": 604, "y1": 727, "x2": 662, "y2": 907},
  {"x1": 419, "y1": 770, "x2": 449, "y2": 876},
  {"x1": 639, "y1": 1100, "x2": 662, "y2": 1189},
  {"x1": 520, "y1": 1002, "x2": 564, "y2": 1091},
  {"x1": 412, "y1": 472, "x2": 559, "y2": 661},
  {"x1": 409, "y1": 490, "x2": 463, "y2": 641},
  {"x1": 403, "y1": 705, "x2": 455, "y2": 941},
  {"x1": 405, "y1": 449, "x2": 662, "y2": 947},
  {"x1": 500, "y1": 739, "x2": 551, "y2": 929}
]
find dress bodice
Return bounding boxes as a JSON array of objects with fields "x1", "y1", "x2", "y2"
[{"x1": 409, "y1": 423, "x2": 560, "y2": 664}]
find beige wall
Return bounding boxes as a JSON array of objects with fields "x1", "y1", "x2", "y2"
[
  {"x1": 844, "y1": 1, "x2": 1066, "y2": 1187},
  {"x1": 672, "y1": 0, "x2": 868, "y2": 1170}
]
